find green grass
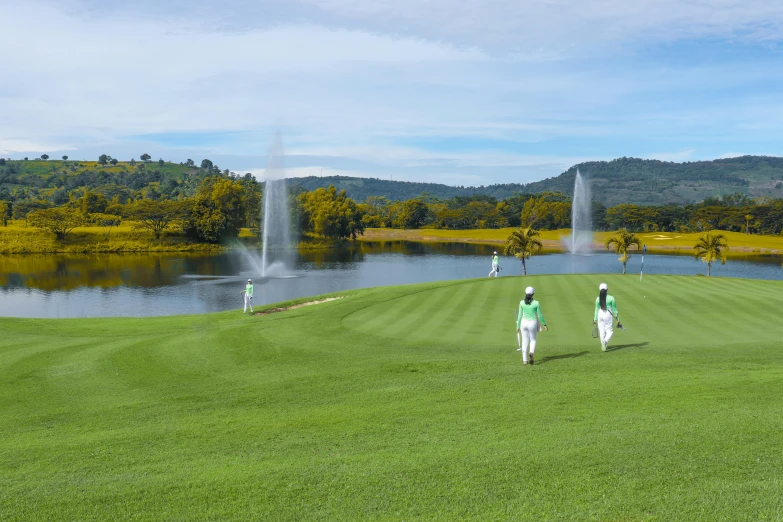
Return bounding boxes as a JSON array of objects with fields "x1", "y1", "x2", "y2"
[
  {"x1": 362, "y1": 227, "x2": 783, "y2": 257},
  {"x1": 2, "y1": 275, "x2": 783, "y2": 520}
]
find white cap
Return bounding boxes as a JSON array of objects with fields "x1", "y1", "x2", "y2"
[
  {"x1": 525, "y1": 286, "x2": 534, "y2": 295},
  {"x1": 599, "y1": 283, "x2": 608, "y2": 291},
  {"x1": 493, "y1": 251, "x2": 497, "y2": 254},
  {"x1": 248, "y1": 279, "x2": 252, "y2": 282}
]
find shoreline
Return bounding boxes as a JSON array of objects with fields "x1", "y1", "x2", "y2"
[{"x1": 358, "y1": 227, "x2": 783, "y2": 258}]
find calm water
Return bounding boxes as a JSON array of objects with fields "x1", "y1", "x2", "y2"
[{"x1": 1, "y1": 241, "x2": 781, "y2": 318}]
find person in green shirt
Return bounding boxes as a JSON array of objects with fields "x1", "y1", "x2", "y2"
[
  {"x1": 516, "y1": 286, "x2": 548, "y2": 365},
  {"x1": 488, "y1": 251, "x2": 500, "y2": 278},
  {"x1": 593, "y1": 282, "x2": 621, "y2": 351},
  {"x1": 243, "y1": 278, "x2": 254, "y2": 313}
]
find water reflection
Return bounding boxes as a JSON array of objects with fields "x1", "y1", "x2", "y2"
[{"x1": 0, "y1": 241, "x2": 781, "y2": 318}]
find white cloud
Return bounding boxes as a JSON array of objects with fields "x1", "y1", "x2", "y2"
[{"x1": 4, "y1": 0, "x2": 783, "y2": 186}]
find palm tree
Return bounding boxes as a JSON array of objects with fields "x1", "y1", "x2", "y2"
[
  {"x1": 745, "y1": 214, "x2": 752, "y2": 235},
  {"x1": 693, "y1": 231, "x2": 728, "y2": 276},
  {"x1": 605, "y1": 228, "x2": 642, "y2": 274},
  {"x1": 504, "y1": 226, "x2": 543, "y2": 275}
]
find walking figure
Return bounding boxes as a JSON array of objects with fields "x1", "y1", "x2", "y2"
[{"x1": 488, "y1": 251, "x2": 500, "y2": 278}]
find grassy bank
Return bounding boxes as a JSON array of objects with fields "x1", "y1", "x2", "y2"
[
  {"x1": 2, "y1": 275, "x2": 783, "y2": 519},
  {"x1": 0, "y1": 221, "x2": 228, "y2": 253},
  {"x1": 361, "y1": 227, "x2": 783, "y2": 257}
]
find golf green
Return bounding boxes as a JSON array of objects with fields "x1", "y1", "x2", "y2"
[{"x1": 2, "y1": 275, "x2": 783, "y2": 520}]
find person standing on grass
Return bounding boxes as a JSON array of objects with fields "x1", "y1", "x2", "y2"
[
  {"x1": 244, "y1": 278, "x2": 254, "y2": 313},
  {"x1": 516, "y1": 286, "x2": 548, "y2": 365},
  {"x1": 593, "y1": 282, "x2": 622, "y2": 351},
  {"x1": 488, "y1": 251, "x2": 500, "y2": 277}
]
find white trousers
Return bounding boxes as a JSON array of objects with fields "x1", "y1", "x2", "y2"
[
  {"x1": 489, "y1": 263, "x2": 498, "y2": 277},
  {"x1": 597, "y1": 310, "x2": 613, "y2": 346},
  {"x1": 244, "y1": 293, "x2": 253, "y2": 313},
  {"x1": 519, "y1": 318, "x2": 538, "y2": 363}
]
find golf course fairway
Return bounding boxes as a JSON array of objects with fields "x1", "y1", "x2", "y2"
[{"x1": 2, "y1": 274, "x2": 783, "y2": 520}]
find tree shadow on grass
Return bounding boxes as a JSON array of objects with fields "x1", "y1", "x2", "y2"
[
  {"x1": 538, "y1": 351, "x2": 590, "y2": 364},
  {"x1": 606, "y1": 342, "x2": 649, "y2": 352}
]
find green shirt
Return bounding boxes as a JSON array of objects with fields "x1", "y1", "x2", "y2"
[
  {"x1": 594, "y1": 295, "x2": 618, "y2": 321},
  {"x1": 517, "y1": 299, "x2": 546, "y2": 329},
  {"x1": 492, "y1": 255, "x2": 499, "y2": 265},
  {"x1": 246, "y1": 284, "x2": 254, "y2": 297}
]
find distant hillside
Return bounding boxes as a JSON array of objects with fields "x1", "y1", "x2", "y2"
[
  {"x1": 527, "y1": 156, "x2": 783, "y2": 206},
  {"x1": 0, "y1": 158, "x2": 221, "y2": 204},
  {"x1": 293, "y1": 156, "x2": 783, "y2": 205},
  {"x1": 290, "y1": 176, "x2": 529, "y2": 202}
]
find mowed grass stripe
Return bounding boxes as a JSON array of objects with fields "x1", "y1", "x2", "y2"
[
  {"x1": 384, "y1": 282, "x2": 465, "y2": 340},
  {"x1": 3, "y1": 275, "x2": 783, "y2": 520}
]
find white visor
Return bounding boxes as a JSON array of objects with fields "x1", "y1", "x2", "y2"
[
  {"x1": 525, "y1": 286, "x2": 534, "y2": 295},
  {"x1": 599, "y1": 283, "x2": 608, "y2": 291}
]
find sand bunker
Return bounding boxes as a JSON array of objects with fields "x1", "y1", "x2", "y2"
[{"x1": 254, "y1": 297, "x2": 345, "y2": 315}]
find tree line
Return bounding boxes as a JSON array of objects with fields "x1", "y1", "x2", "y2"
[{"x1": 357, "y1": 191, "x2": 783, "y2": 235}]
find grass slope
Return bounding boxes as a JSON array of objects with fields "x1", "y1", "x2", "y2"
[
  {"x1": 2, "y1": 275, "x2": 783, "y2": 520},
  {"x1": 361, "y1": 227, "x2": 783, "y2": 256}
]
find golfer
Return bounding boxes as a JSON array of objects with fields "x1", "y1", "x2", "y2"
[
  {"x1": 488, "y1": 251, "x2": 500, "y2": 278},
  {"x1": 593, "y1": 282, "x2": 621, "y2": 351},
  {"x1": 516, "y1": 286, "x2": 548, "y2": 365},
  {"x1": 244, "y1": 278, "x2": 254, "y2": 313}
]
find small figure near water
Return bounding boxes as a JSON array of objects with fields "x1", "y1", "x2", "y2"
[
  {"x1": 243, "y1": 278, "x2": 254, "y2": 313},
  {"x1": 488, "y1": 251, "x2": 500, "y2": 278}
]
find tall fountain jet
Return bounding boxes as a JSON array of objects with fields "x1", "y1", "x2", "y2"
[
  {"x1": 260, "y1": 132, "x2": 293, "y2": 277},
  {"x1": 567, "y1": 168, "x2": 593, "y2": 254}
]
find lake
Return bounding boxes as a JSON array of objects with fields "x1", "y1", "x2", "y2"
[{"x1": 1, "y1": 241, "x2": 781, "y2": 318}]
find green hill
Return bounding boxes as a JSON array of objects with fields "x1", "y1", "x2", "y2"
[
  {"x1": 3, "y1": 275, "x2": 783, "y2": 519},
  {"x1": 293, "y1": 156, "x2": 783, "y2": 205},
  {"x1": 0, "y1": 158, "x2": 220, "y2": 207},
  {"x1": 290, "y1": 175, "x2": 528, "y2": 201}
]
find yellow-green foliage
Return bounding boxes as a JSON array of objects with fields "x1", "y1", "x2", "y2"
[
  {"x1": 0, "y1": 220, "x2": 221, "y2": 254},
  {"x1": 361, "y1": 227, "x2": 783, "y2": 257}
]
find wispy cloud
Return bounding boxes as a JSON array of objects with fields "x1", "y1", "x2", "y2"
[{"x1": 3, "y1": 0, "x2": 783, "y2": 185}]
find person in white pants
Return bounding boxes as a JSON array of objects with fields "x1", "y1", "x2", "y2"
[
  {"x1": 593, "y1": 282, "x2": 621, "y2": 351},
  {"x1": 488, "y1": 251, "x2": 499, "y2": 277},
  {"x1": 244, "y1": 278, "x2": 254, "y2": 313},
  {"x1": 516, "y1": 286, "x2": 548, "y2": 365}
]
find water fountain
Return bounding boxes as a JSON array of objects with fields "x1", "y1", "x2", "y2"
[
  {"x1": 259, "y1": 132, "x2": 293, "y2": 277},
  {"x1": 562, "y1": 168, "x2": 593, "y2": 254},
  {"x1": 235, "y1": 133, "x2": 295, "y2": 281}
]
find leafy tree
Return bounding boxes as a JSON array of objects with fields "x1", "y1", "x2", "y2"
[
  {"x1": 89, "y1": 213, "x2": 122, "y2": 240},
  {"x1": 201, "y1": 159, "x2": 213, "y2": 170},
  {"x1": 158, "y1": 158, "x2": 165, "y2": 166},
  {"x1": 27, "y1": 207, "x2": 86, "y2": 240},
  {"x1": 186, "y1": 159, "x2": 195, "y2": 167},
  {"x1": 0, "y1": 201, "x2": 8, "y2": 226},
  {"x1": 12, "y1": 199, "x2": 51, "y2": 219},
  {"x1": 98, "y1": 154, "x2": 109, "y2": 165},
  {"x1": 0, "y1": 158, "x2": 5, "y2": 166},
  {"x1": 49, "y1": 188, "x2": 68, "y2": 206},
  {"x1": 298, "y1": 185, "x2": 365, "y2": 240},
  {"x1": 185, "y1": 176, "x2": 247, "y2": 243},
  {"x1": 128, "y1": 199, "x2": 187, "y2": 239},
  {"x1": 78, "y1": 191, "x2": 108, "y2": 215},
  {"x1": 62, "y1": 155, "x2": 68, "y2": 161},
  {"x1": 693, "y1": 231, "x2": 728, "y2": 276},
  {"x1": 140, "y1": 153, "x2": 151, "y2": 162},
  {"x1": 41, "y1": 154, "x2": 49, "y2": 161},
  {"x1": 605, "y1": 228, "x2": 642, "y2": 274},
  {"x1": 394, "y1": 199, "x2": 429, "y2": 228},
  {"x1": 110, "y1": 158, "x2": 118, "y2": 166},
  {"x1": 129, "y1": 158, "x2": 136, "y2": 166},
  {"x1": 504, "y1": 226, "x2": 543, "y2": 275},
  {"x1": 745, "y1": 214, "x2": 753, "y2": 235}
]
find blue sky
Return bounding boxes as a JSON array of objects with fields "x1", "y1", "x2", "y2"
[{"x1": 2, "y1": 0, "x2": 783, "y2": 185}]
